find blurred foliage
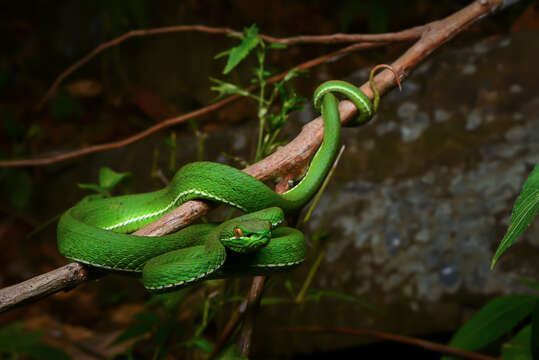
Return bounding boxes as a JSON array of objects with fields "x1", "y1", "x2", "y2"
[
  {"x1": 443, "y1": 282, "x2": 539, "y2": 359},
  {"x1": 1, "y1": 110, "x2": 41, "y2": 209},
  {"x1": 445, "y1": 162, "x2": 539, "y2": 358},
  {"x1": 50, "y1": 88, "x2": 84, "y2": 121},
  {"x1": 0, "y1": 323, "x2": 70, "y2": 360},
  {"x1": 212, "y1": 26, "x2": 306, "y2": 162}
]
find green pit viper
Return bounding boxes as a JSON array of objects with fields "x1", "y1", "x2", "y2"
[{"x1": 57, "y1": 65, "x2": 400, "y2": 292}]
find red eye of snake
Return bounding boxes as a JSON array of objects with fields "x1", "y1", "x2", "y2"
[{"x1": 234, "y1": 227, "x2": 243, "y2": 238}]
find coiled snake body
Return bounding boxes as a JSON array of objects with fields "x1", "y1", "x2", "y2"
[{"x1": 57, "y1": 71, "x2": 394, "y2": 292}]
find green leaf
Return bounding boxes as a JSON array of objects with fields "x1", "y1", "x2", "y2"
[
  {"x1": 98, "y1": 167, "x2": 131, "y2": 191},
  {"x1": 532, "y1": 300, "x2": 539, "y2": 359},
  {"x1": 77, "y1": 183, "x2": 108, "y2": 196},
  {"x1": 1, "y1": 169, "x2": 33, "y2": 209},
  {"x1": 282, "y1": 93, "x2": 307, "y2": 115},
  {"x1": 78, "y1": 167, "x2": 130, "y2": 196},
  {"x1": 282, "y1": 68, "x2": 304, "y2": 83},
  {"x1": 492, "y1": 162, "x2": 539, "y2": 268},
  {"x1": 269, "y1": 42, "x2": 287, "y2": 49},
  {"x1": 215, "y1": 344, "x2": 247, "y2": 360},
  {"x1": 502, "y1": 325, "x2": 533, "y2": 360},
  {"x1": 518, "y1": 278, "x2": 539, "y2": 292},
  {"x1": 268, "y1": 114, "x2": 286, "y2": 132},
  {"x1": 111, "y1": 324, "x2": 153, "y2": 346},
  {"x1": 180, "y1": 337, "x2": 214, "y2": 353},
  {"x1": 0, "y1": 322, "x2": 70, "y2": 360},
  {"x1": 220, "y1": 24, "x2": 261, "y2": 74},
  {"x1": 210, "y1": 78, "x2": 252, "y2": 99},
  {"x1": 443, "y1": 295, "x2": 537, "y2": 359},
  {"x1": 135, "y1": 312, "x2": 161, "y2": 326},
  {"x1": 0, "y1": 323, "x2": 39, "y2": 353}
]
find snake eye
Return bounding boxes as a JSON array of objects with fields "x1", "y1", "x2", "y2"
[{"x1": 234, "y1": 227, "x2": 243, "y2": 238}]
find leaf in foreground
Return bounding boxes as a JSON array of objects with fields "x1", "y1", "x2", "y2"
[
  {"x1": 442, "y1": 295, "x2": 536, "y2": 360},
  {"x1": 501, "y1": 325, "x2": 532, "y2": 360},
  {"x1": 491, "y1": 162, "x2": 539, "y2": 268}
]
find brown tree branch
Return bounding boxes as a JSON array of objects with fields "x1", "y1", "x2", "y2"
[
  {"x1": 0, "y1": 263, "x2": 99, "y2": 313},
  {"x1": 273, "y1": 326, "x2": 499, "y2": 360},
  {"x1": 36, "y1": 24, "x2": 424, "y2": 109},
  {"x1": 237, "y1": 276, "x2": 267, "y2": 357},
  {"x1": 0, "y1": 0, "x2": 513, "y2": 319},
  {"x1": 1, "y1": 41, "x2": 386, "y2": 168}
]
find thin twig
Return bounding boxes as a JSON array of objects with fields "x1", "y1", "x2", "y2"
[
  {"x1": 273, "y1": 326, "x2": 500, "y2": 360},
  {"x1": 1, "y1": 41, "x2": 385, "y2": 168},
  {"x1": 37, "y1": 24, "x2": 424, "y2": 108}
]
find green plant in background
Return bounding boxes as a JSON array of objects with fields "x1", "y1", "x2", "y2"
[
  {"x1": 78, "y1": 166, "x2": 132, "y2": 198},
  {"x1": 26, "y1": 167, "x2": 132, "y2": 239},
  {"x1": 0, "y1": 322, "x2": 70, "y2": 360},
  {"x1": 111, "y1": 287, "x2": 226, "y2": 359},
  {"x1": 50, "y1": 88, "x2": 84, "y2": 121},
  {"x1": 211, "y1": 24, "x2": 306, "y2": 162},
  {"x1": 445, "y1": 162, "x2": 539, "y2": 359},
  {"x1": 1, "y1": 110, "x2": 41, "y2": 210}
]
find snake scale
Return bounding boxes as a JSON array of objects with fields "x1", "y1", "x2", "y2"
[{"x1": 58, "y1": 66, "x2": 398, "y2": 292}]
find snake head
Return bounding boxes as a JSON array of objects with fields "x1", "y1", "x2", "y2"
[{"x1": 221, "y1": 219, "x2": 271, "y2": 253}]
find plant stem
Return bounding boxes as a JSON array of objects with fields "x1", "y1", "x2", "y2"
[
  {"x1": 295, "y1": 242, "x2": 327, "y2": 303},
  {"x1": 255, "y1": 47, "x2": 267, "y2": 162}
]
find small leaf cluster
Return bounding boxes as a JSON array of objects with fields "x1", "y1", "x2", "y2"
[
  {"x1": 0, "y1": 322, "x2": 70, "y2": 360},
  {"x1": 211, "y1": 24, "x2": 307, "y2": 162},
  {"x1": 78, "y1": 167, "x2": 132, "y2": 197}
]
